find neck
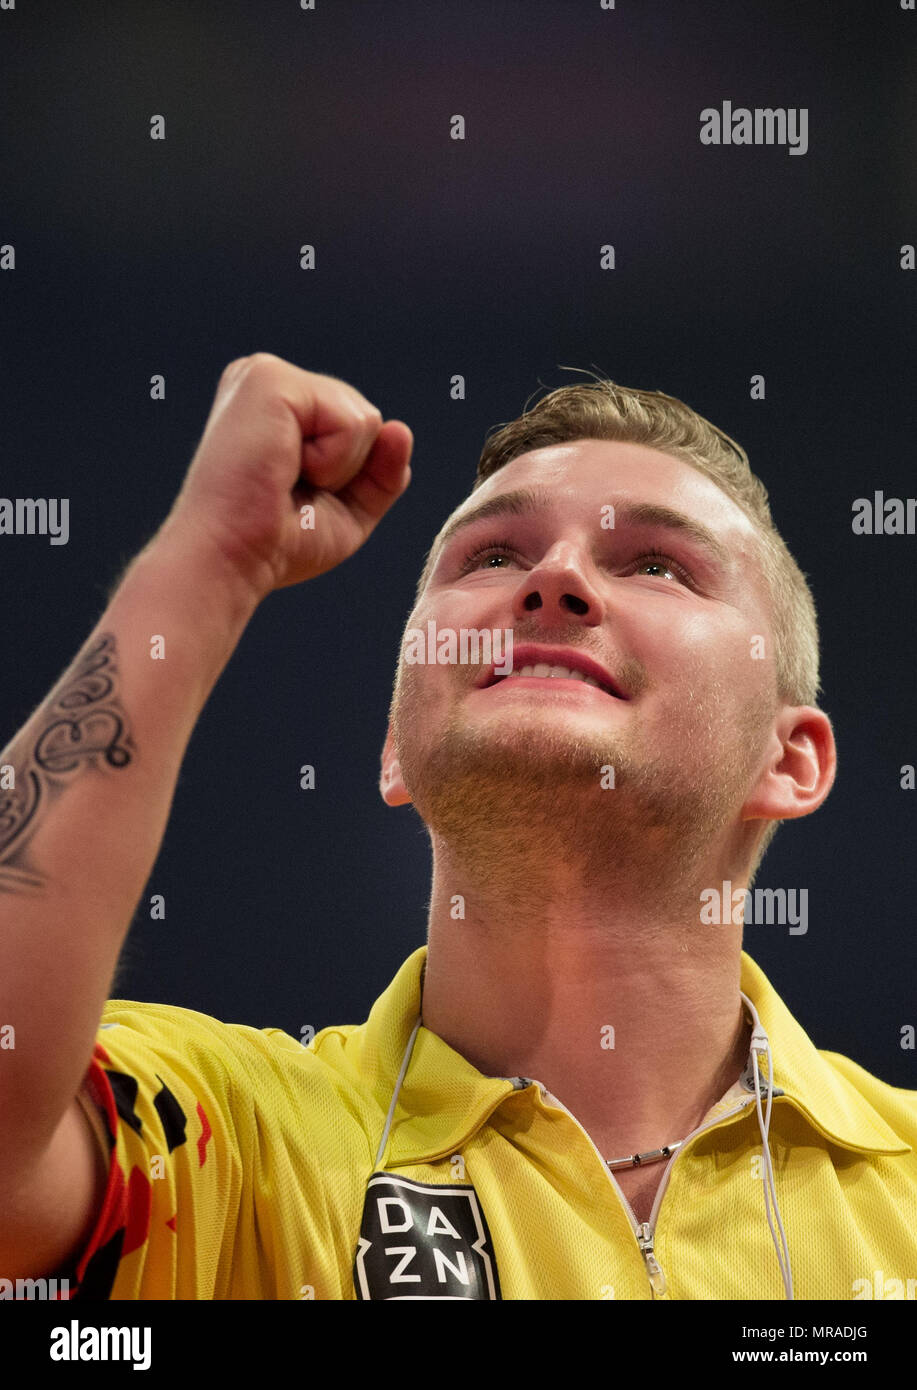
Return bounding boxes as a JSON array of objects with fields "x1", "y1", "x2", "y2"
[{"x1": 420, "y1": 840, "x2": 750, "y2": 1158}]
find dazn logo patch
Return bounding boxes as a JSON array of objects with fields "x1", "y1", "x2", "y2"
[{"x1": 353, "y1": 1173, "x2": 501, "y2": 1300}]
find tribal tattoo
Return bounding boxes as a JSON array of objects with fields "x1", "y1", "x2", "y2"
[{"x1": 0, "y1": 633, "x2": 134, "y2": 894}]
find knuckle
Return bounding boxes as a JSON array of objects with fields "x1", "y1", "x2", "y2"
[
  {"x1": 241, "y1": 351, "x2": 282, "y2": 378},
  {"x1": 220, "y1": 353, "x2": 290, "y2": 404},
  {"x1": 218, "y1": 358, "x2": 246, "y2": 386},
  {"x1": 220, "y1": 354, "x2": 254, "y2": 377},
  {"x1": 347, "y1": 395, "x2": 382, "y2": 431},
  {"x1": 338, "y1": 394, "x2": 367, "y2": 428}
]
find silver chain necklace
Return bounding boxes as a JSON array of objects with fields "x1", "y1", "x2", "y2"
[{"x1": 604, "y1": 1139, "x2": 685, "y2": 1170}]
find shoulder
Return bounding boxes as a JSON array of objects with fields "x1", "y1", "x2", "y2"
[
  {"x1": 95, "y1": 999, "x2": 370, "y2": 1141},
  {"x1": 98, "y1": 998, "x2": 359, "y2": 1087}
]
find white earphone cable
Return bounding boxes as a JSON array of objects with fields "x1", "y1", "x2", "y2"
[{"x1": 751, "y1": 1026, "x2": 794, "y2": 1299}]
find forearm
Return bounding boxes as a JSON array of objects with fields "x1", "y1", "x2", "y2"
[{"x1": 0, "y1": 519, "x2": 260, "y2": 1180}]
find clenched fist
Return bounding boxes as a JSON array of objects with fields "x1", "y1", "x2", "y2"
[{"x1": 161, "y1": 353, "x2": 413, "y2": 601}]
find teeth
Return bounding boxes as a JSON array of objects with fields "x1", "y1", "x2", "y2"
[{"x1": 510, "y1": 663, "x2": 603, "y2": 688}]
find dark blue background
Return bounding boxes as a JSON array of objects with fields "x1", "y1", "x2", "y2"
[{"x1": 1, "y1": 1, "x2": 914, "y2": 1084}]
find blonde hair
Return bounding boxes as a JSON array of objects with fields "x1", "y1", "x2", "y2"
[{"x1": 416, "y1": 371, "x2": 823, "y2": 875}]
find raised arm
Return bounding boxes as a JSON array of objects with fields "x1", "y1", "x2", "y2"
[{"x1": 0, "y1": 354, "x2": 412, "y2": 1275}]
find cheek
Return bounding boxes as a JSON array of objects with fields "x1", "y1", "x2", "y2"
[
  {"x1": 637, "y1": 621, "x2": 762, "y2": 735},
  {"x1": 394, "y1": 646, "x2": 448, "y2": 722},
  {"x1": 426, "y1": 583, "x2": 513, "y2": 627},
  {"x1": 649, "y1": 610, "x2": 755, "y2": 677},
  {"x1": 627, "y1": 611, "x2": 712, "y2": 684}
]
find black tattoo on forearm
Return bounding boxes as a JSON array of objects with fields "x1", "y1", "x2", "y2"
[{"x1": 0, "y1": 633, "x2": 134, "y2": 894}]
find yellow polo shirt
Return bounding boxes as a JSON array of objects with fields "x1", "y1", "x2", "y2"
[{"x1": 60, "y1": 945, "x2": 916, "y2": 1300}]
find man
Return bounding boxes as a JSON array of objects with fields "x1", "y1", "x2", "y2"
[{"x1": 1, "y1": 354, "x2": 914, "y2": 1301}]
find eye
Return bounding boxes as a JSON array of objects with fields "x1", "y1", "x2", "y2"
[
  {"x1": 459, "y1": 536, "x2": 524, "y2": 572},
  {"x1": 457, "y1": 540, "x2": 695, "y2": 583},
  {"x1": 629, "y1": 553, "x2": 692, "y2": 584}
]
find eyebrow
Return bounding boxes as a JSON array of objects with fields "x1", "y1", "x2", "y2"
[{"x1": 431, "y1": 485, "x2": 733, "y2": 575}]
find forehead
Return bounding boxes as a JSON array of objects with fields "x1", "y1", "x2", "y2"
[{"x1": 440, "y1": 439, "x2": 762, "y2": 559}]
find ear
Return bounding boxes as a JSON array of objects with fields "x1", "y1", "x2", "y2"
[
  {"x1": 380, "y1": 722, "x2": 412, "y2": 807},
  {"x1": 740, "y1": 705, "x2": 837, "y2": 825}
]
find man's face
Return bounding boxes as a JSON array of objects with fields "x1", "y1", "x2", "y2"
[{"x1": 386, "y1": 439, "x2": 779, "y2": 875}]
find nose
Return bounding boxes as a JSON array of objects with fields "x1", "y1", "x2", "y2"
[{"x1": 511, "y1": 546, "x2": 604, "y2": 625}]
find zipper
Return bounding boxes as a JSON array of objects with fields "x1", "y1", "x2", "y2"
[
  {"x1": 534, "y1": 1085, "x2": 757, "y2": 1297},
  {"x1": 635, "y1": 1222, "x2": 666, "y2": 1296}
]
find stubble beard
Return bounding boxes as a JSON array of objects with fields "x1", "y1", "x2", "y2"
[{"x1": 390, "y1": 664, "x2": 775, "y2": 911}]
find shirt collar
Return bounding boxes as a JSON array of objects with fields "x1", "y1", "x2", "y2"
[{"x1": 348, "y1": 945, "x2": 911, "y2": 1167}]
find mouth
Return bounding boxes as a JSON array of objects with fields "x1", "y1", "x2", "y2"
[{"x1": 476, "y1": 647, "x2": 628, "y2": 700}]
